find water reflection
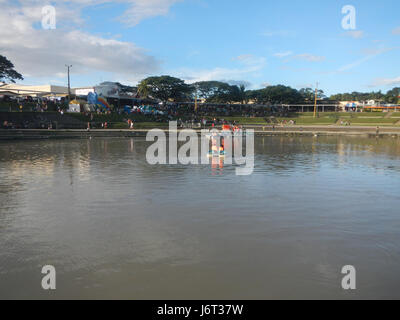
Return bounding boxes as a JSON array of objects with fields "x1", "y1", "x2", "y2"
[{"x1": 0, "y1": 136, "x2": 400, "y2": 299}]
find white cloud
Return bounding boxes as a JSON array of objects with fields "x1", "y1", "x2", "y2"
[
  {"x1": 11, "y1": 0, "x2": 181, "y2": 27},
  {"x1": 119, "y1": 0, "x2": 182, "y2": 26},
  {"x1": 274, "y1": 52, "x2": 324, "y2": 65},
  {"x1": 338, "y1": 48, "x2": 393, "y2": 72},
  {"x1": 296, "y1": 83, "x2": 313, "y2": 89},
  {"x1": 233, "y1": 54, "x2": 254, "y2": 62},
  {"x1": 337, "y1": 56, "x2": 374, "y2": 72},
  {"x1": 369, "y1": 76, "x2": 400, "y2": 87},
  {"x1": 361, "y1": 47, "x2": 393, "y2": 55},
  {"x1": 3, "y1": 29, "x2": 159, "y2": 77},
  {"x1": 260, "y1": 82, "x2": 270, "y2": 88},
  {"x1": 295, "y1": 54, "x2": 325, "y2": 62},
  {"x1": 317, "y1": 47, "x2": 395, "y2": 76},
  {"x1": 392, "y1": 27, "x2": 400, "y2": 35},
  {"x1": 175, "y1": 55, "x2": 266, "y2": 84},
  {"x1": 178, "y1": 66, "x2": 259, "y2": 83},
  {"x1": 0, "y1": 0, "x2": 163, "y2": 82},
  {"x1": 232, "y1": 54, "x2": 266, "y2": 66},
  {"x1": 343, "y1": 30, "x2": 364, "y2": 39},
  {"x1": 273, "y1": 51, "x2": 293, "y2": 58}
]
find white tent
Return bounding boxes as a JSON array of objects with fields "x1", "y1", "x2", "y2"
[{"x1": 68, "y1": 100, "x2": 81, "y2": 113}]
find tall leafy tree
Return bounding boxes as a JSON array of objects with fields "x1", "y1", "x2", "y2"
[
  {"x1": 299, "y1": 88, "x2": 315, "y2": 102},
  {"x1": 193, "y1": 81, "x2": 233, "y2": 102},
  {"x1": 329, "y1": 91, "x2": 385, "y2": 102},
  {"x1": 193, "y1": 81, "x2": 248, "y2": 103},
  {"x1": 138, "y1": 76, "x2": 193, "y2": 103},
  {"x1": 385, "y1": 87, "x2": 400, "y2": 104},
  {"x1": 0, "y1": 55, "x2": 23, "y2": 83},
  {"x1": 235, "y1": 84, "x2": 247, "y2": 104},
  {"x1": 246, "y1": 85, "x2": 304, "y2": 104}
]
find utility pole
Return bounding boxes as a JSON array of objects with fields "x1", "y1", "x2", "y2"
[
  {"x1": 194, "y1": 90, "x2": 198, "y2": 113},
  {"x1": 66, "y1": 65, "x2": 72, "y2": 104},
  {"x1": 314, "y1": 82, "x2": 319, "y2": 118},
  {"x1": 194, "y1": 84, "x2": 199, "y2": 113}
]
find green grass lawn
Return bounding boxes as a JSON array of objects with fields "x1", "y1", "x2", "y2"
[
  {"x1": 345, "y1": 118, "x2": 398, "y2": 125},
  {"x1": 293, "y1": 112, "x2": 338, "y2": 117},
  {"x1": 224, "y1": 117, "x2": 268, "y2": 124},
  {"x1": 222, "y1": 113, "x2": 400, "y2": 126},
  {"x1": 278, "y1": 117, "x2": 337, "y2": 125}
]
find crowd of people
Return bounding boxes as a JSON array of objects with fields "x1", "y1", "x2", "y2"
[
  {"x1": 0, "y1": 95, "x2": 67, "y2": 113},
  {"x1": 155, "y1": 103, "x2": 277, "y2": 118},
  {"x1": 1, "y1": 94, "x2": 296, "y2": 130}
]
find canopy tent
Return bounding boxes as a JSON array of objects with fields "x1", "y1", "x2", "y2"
[{"x1": 68, "y1": 104, "x2": 80, "y2": 113}]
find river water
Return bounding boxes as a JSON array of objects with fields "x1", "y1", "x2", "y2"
[{"x1": 0, "y1": 136, "x2": 400, "y2": 299}]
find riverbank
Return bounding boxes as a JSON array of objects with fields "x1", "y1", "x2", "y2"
[{"x1": 1, "y1": 125, "x2": 400, "y2": 140}]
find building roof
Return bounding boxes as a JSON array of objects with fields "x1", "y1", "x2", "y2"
[{"x1": 0, "y1": 84, "x2": 69, "y2": 97}]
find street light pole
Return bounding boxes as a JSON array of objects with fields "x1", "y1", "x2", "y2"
[
  {"x1": 194, "y1": 89, "x2": 198, "y2": 113},
  {"x1": 66, "y1": 65, "x2": 72, "y2": 104},
  {"x1": 314, "y1": 82, "x2": 319, "y2": 118}
]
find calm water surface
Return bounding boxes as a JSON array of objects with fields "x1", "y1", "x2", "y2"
[{"x1": 1, "y1": 136, "x2": 400, "y2": 299}]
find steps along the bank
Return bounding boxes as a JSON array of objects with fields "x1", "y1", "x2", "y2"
[{"x1": 0, "y1": 112, "x2": 86, "y2": 129}]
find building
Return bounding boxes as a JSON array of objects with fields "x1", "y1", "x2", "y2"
[
  {"x1": 74, "y1": 87, "x2": 95, "y2": 96},
  {"x1": 0, "y1": 84, "x2": 70, "y2": 97}
]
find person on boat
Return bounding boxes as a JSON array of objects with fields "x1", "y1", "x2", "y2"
[
  {"x1": 220, "y1": 138, "x2": 225, "y2": 154},
  {"x1": 211, "y1": 136, "x2": 218, "y2": 154}
]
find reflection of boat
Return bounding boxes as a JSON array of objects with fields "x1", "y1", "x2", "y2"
[
  {"x1": 204, "y1": 132, "x2": 232, "y2": 139},
  {"x1": 207, "y1": 151, "x2": 226, "y2": 158},
  {"x1": 204, "y1": 131, "x2": 247, "y2": 139}
]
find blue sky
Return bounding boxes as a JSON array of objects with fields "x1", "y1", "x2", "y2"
[{"x1": 2, "y1": 0, "x2": 400, "y2": 95}]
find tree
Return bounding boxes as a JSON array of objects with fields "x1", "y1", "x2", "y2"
[
  {"x1": 246, "y1": 85, "x2": 304, "y2": 104},
  {"x1": 138, "y1": 76, "x2": 193, "y2": 103},
  {"x1": 114, "y1": 82, "x2": 138, "y2": 97},
  {"x1": 385, "y1": 87, "x2": 400, "y2": 104},
  {"x1": 238, "y1": 84, "x2": 247, "y2": 104},
  {"x1": 0, "y1": 55, "x2": 23, "y2": 83},
  {"x1": 329, "y1": 90, "x2": 386, "y2": 103},
  {"x1": 299, "y1": 88, "x2": 315, "y2": 102},
  {"x1": 193, "y1": 81, "x2": 232, "y2": 102},
  {"x1": 192, "y1": 81, "x2": 249, "y2": 104}
]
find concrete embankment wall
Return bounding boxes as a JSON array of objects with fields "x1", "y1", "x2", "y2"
[
  {"x1": 245, "y1": 125, "x2": 400, "y2": 137},
  {"x1": 0, "y1": 129, "x2": 146, "y2": 140},
  {"x1": 1, "y1": 126, "x2": 400, "y2": 141},
  {"x1": 0, "y1": 112, "x2": 86, "y2": 129}
]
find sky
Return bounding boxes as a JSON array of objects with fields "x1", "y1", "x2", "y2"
[{"x1": 1, "y1": 0, "x2": 399, "y2": 95}]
